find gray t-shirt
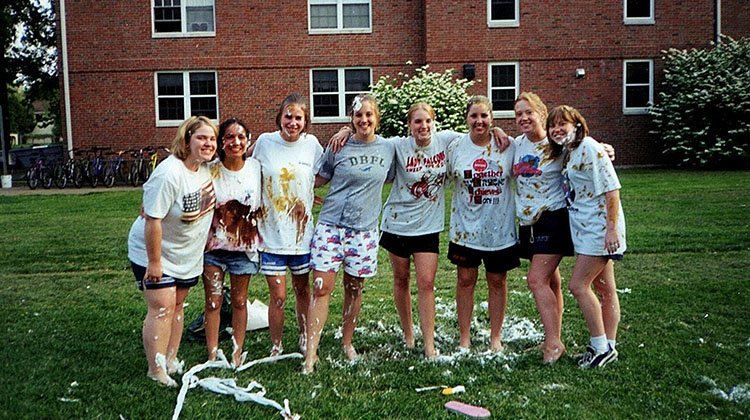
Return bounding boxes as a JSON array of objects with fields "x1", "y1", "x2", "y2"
[
  {"x1": 317, "y1": 135, "x2": 396, "y2": 230},
  {"x1": 380, "y1": 131, "x2": 460, "y2": 235}
]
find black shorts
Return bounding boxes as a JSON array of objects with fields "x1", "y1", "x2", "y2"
[
  {"x1": 131, "y1": 262, "x2": 199, "y2": 291},
  {"x1": 447, "y1": 242, "x2": 520, "y2": 273},
  {"x1": 518, "y1": 207, "x2": 575, "y2": 260},
  {"x1": 379, "y1": 231, "x2": 440, "y2": 258}
]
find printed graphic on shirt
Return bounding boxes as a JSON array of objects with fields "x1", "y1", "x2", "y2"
[
  {"x1": 461, "y1": 158, "x2": 506, "y2": 205},
  {"x1": 513, "y1": 154, "x2": 543, "y2": 177},
  {"x1": 405, "y1": 150, "x2": 446, "y2": 200},
  {"x1": 182, "y1": 180, "x2": 215, "y2": 223}
]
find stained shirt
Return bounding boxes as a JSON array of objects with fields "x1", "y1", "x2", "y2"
[
  {"x1": 512, "y1": 134, "x2": 567, "y2": 225},
  {"x1": 446, "y1": 134, "x2": 516, "y2": 251},
  {"x1": 563, "y1": 137, "x2": 627, "y2": 256},
  {"x1": 380, "y1": 131, "x2": 460, "y2": 235},
  {"x1": 253, "y1": 131, "x2": 323, "y2": 254}
]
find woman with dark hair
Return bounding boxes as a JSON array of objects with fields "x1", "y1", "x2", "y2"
[
  {"x1": 202, "y1": 117, "x2": 262, "y2": 367},
  {"x1": 547, "y1": 104, "x2": 625, "y2": 368},
  {"x1": 127, "y1": 116, "x2": 217, "y2": 386}
]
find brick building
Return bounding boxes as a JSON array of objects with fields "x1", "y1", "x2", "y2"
[{"x1": 56, "y1": 0, "x2": 749, "y2": 165}]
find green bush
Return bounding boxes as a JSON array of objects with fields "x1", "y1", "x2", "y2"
[
  {"x1": 650, "y1": 37, "x2": 750, "y2": 168},
  {"x1": 371, "y1": 64, "x2": 474, "y2": 137}
]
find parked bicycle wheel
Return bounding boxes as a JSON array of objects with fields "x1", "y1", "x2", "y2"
[
  {"x1": 53, "y1": 162, "x2": 67, "y2": 189},
  {"x1": 129, "y1": 159, "x2": 142, "y2": 187},
  {"x1": 41, "y1": 166, "x2": 53, "y2": 189},
  {"x1": 73, "y1": 160, "x2": 85, "y2": 188},
  {"x1": 103, "y1": 162, "x2": 116, "y2": 188},
  {"x1": 27, "y1": 167, "x2": 39, "y2": 190}
]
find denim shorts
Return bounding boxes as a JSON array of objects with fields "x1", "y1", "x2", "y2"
[
  {"x1": 204, "y1": 249, "x2": 260, "y2": 275},
  {"x1": 131, "y1": 261, "x2": 199, "y2": 291},
  {"x1": 260, "y1": 252, "x2": 311, "y2": 276}
]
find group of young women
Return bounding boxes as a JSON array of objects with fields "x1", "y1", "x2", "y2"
[{"x1": 127, "y1": 89, "x2": 626, "y2": 386}]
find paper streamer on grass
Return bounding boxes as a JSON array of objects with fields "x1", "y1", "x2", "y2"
[{"x1": 171, "y1": 350, "x2": 303, "y2": 420}]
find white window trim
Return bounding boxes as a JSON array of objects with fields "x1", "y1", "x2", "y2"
[
  {"x1": 151, "y1": 0, "x2": 216, "y2": 38},
  {"x1": 487, "y1": 0, "x2": 520, "y2": 28},
  {"x1": 624, "y1": 0, "x2": 655, "y2": 25},
  {"x1": 488, "y1": 62, "x2": 519, "y2": 119},
  {"x1": 154, "y1": 71, "x2": 219, "y2": 127},
  {"x1": 310, "y1": 67, "x2": 372, "y2": 123},
  {"x1": 622, "y1": 59, "x2": 653, "y2": 115},
  {"x1": 308, "y1": 0, "x2": 372, "y2": 35}
]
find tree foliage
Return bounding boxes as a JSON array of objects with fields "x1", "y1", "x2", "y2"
[
  {"x1": 8, "y1": 85, "x2": 36, "y2": 135},
  {"x1": 2, "y1": 0, "x2": 59, "y2": 139},
  {"x1": 371, "y1": 65, "x2": 474, "y2": 138},
  {"x1": 650, "y1": 37, "x2": 750, "y2": 168}
]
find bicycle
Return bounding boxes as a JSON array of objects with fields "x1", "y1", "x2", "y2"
[
  {"x1": 87, "y1": 147, "x2": 110, "y2": 187},
  {"x1": 26, "y1": 154, "x2": 54, "y2": 190},
  {"x1": 103, "y1": 149, "x2": 130, "y2": 188},
  {"x1": 129, "y1": 146, "x2": 150, "y2": 187}
]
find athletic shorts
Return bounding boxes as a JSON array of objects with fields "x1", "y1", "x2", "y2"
[
  {"x1": 310, "y1": 223, "x2": 379, "y2": 278},
  {"x1": 447, "y1": 242, "x2": 520, "y2": 273},
  {"x1": 518, "y1": 207, "x2": 575, "y2": 259},
  {"x1": 203, "y1": 249, "x2": 260, "y2": 275},
  {"x1": 131, "y1": 261, "x2": 199, "y2": 291},
  {"x1": 260, "y1": 252, "x2": 311, "y2": 276},
  {"x1": 379, "y1": 231, "x2": 440, "y2": 258}
]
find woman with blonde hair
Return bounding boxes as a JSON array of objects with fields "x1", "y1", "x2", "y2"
[{"x1": 127, "y1": 116, "x2": 217, "y2": 386}]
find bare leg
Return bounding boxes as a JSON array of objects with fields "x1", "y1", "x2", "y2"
[
  {"x1": 413, "y1": 252, "x2": 438, "y2": 358},
  {"x1": 486, "y1": 271, "x2": 508, "y2": 352},
  {"x1": 390, "y1": 252, "x2": 415, "y2": 348},
  {"x1": 593, "y1": 260, "x2": 620, "y2": 341},
  {"x1": 202, "y1": 266, "x2": 225, "y2": 361},
  {"x1": 142, "y1": 287, "x2": 177, "y2": 386},
  {"x1": 342, "y1": 272, "x2": 364, "y2": 360},
  {"x1": 166, "y1": 287, "x2": 190, "y2": 372},
  {"x1": 456, "y1": 266, "x2": 478, "y2": 350},
  {"x1": 266, "y1": 274, "x2": 287, "y2": 355},
  {"x1": 291, "y1": 272, "x2": 311, "y2": 353},
  {"x1": 303, "y1": 270, "x2": 337, "y2": 374},
  {"x1": 568, "y1": 255, "x2": 609, "y2": 339},
  {"x1": 526, "y1": 254, "x2": 566, "y2": 362},
  {"x1": 229, "y1": 273, "x2": 250, "y2": 367}
]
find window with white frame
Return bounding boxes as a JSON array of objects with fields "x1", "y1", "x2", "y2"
[
  {"x1": 309, "y1": 0, "x2": 372, "y2": 34},
  {"x1": 311, "y1": 68, "x2": 371, "y2": 121},
  {"x1": 153, "y1": 0, "x2": 216, "y2": 37},
  {"x1": 624, "y1": 0, "x2": 654, "y2": 24},
  {"x1": 155, "y1": 71, "x2": 218, "y2": 125},
  {"x1": 487, "y1": 0, "x2": 519, "y2": 27},
  {"x1": 623, "y1": 60, "x2": 653, "y2": 114},
  {"x1": 488, "y1": 62, "x2": 519, "y2": 118}
]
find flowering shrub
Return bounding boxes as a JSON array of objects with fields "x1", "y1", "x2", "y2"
[
  {"x1": 371, "y1": 65, "x2": 474, "y2": 137},
  {"x1": 650, "y1": 37, "x2": 750, "y2": 168}
]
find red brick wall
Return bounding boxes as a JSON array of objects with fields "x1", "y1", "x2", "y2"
[
  {"x1": 58, "y1": 0, "x2": 738, "y2": 165},
  {"x1": 721, "y1": 0, "x2": 750, "y2": 40},
  {"x1": 59, "y1": 0, "x2": 424, "y2": 150}
]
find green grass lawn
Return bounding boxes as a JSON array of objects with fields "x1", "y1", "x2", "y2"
[{"x1": 0, "y1": 169, "x2": 748, "y2": 419}]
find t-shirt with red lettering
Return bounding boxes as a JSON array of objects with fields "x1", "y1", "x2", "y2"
[{"x1": 446, "y1": 133, "x2": 516, "y2": 251}]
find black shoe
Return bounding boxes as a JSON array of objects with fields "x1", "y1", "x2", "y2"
[{"x1": 579, "y1": 345, "x2": 618, "y2": 368}]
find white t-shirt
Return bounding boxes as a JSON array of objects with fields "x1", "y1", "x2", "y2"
[
  {"x1": 512, "y1": 134, "x2": 567, "y2": 225},
  {"x1": 380, "y1": 131, "x2": 460, "y2": 235},
  {"x1": 446, "y1": 134, "x2": 516, "y2": 251},
  {"x1": 205, "y1": 158, "x2": 262, "y2": 261},
  {"x1": 128, "y1": 155, "x2": 216, "y2": 279},
  {"x1": 563, "y1": 137, "x2": 627, "y2": 256},
  {"x1": 252, "y1": 131, "x2": 323, "y2": 255}
]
